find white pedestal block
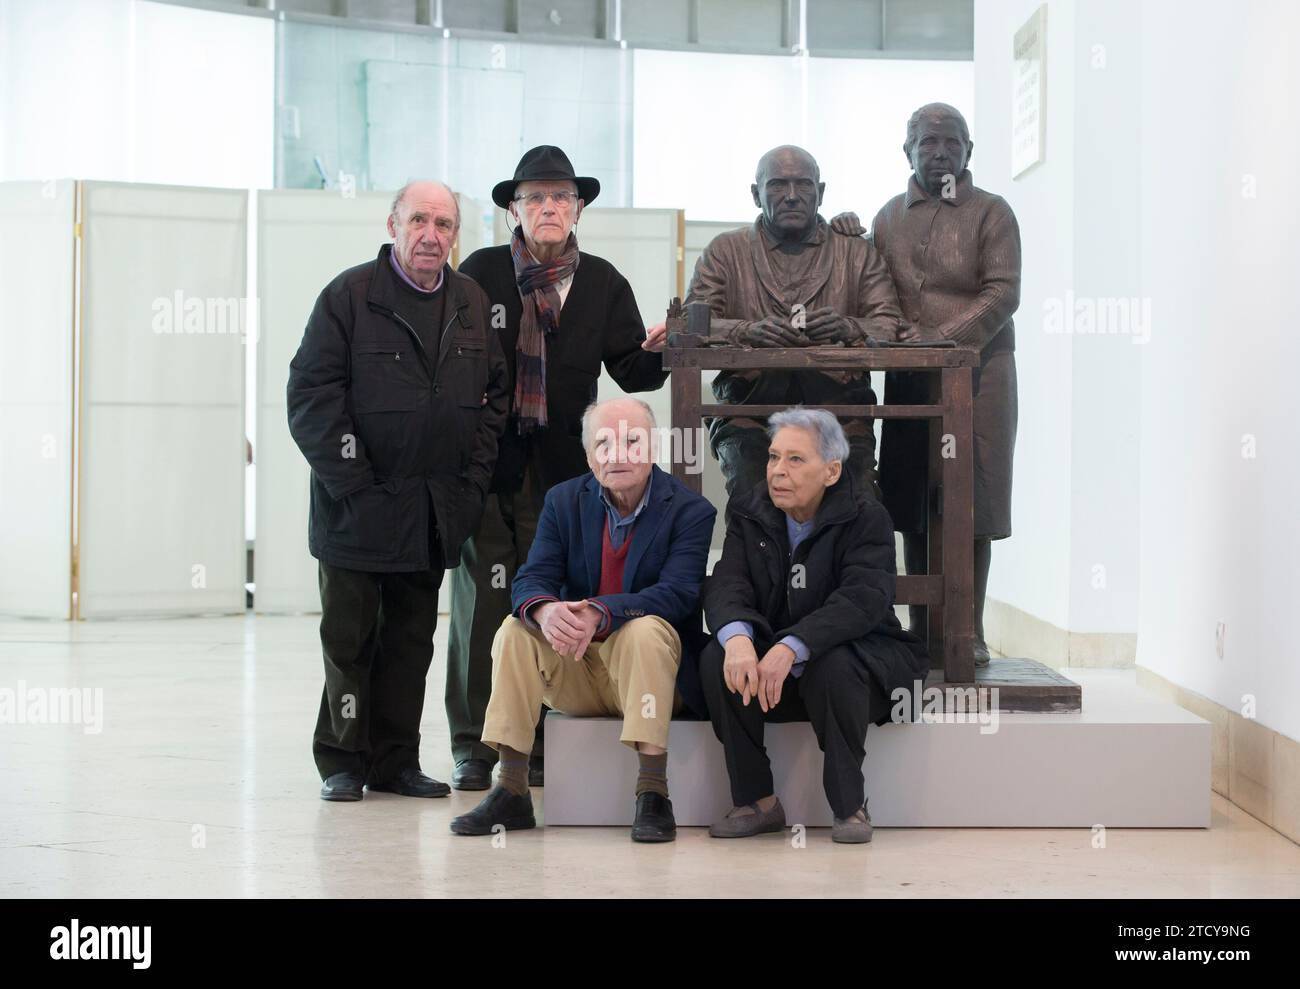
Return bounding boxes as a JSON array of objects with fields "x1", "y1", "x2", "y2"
[{"x1": 542, "y1": 671, "x2": 1210, "y2": 828}]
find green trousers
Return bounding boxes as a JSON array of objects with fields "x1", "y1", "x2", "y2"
[{"x1": 444, "y1": 463, "x2": 545, "y2": 765}]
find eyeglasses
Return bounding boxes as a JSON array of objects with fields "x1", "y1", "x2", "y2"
[{"x1": 514, "y1": 190, "x2": 578, "y2": 209}]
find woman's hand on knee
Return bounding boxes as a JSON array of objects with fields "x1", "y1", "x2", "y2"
[
  {"x1": 756, "y1": 644, "x2": 795, "y2": 712},
  {"x1": 723, "y1": 636, "x2": 759, "y2": 706}
]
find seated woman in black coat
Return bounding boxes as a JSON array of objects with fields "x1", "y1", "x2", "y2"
[{"x1": 701, "y1": 407, "x2": 929, "y2": 844}]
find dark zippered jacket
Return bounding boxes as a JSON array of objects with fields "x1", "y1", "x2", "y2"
[{"x1": 287, "y1": 245, "x2": 509, "y2": 571}]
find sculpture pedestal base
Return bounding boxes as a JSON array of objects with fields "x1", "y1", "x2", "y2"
[
  {"x1": 543, "y1": 669, "x2": 1208, "y2": 828},
  {"x1": 927, "y1": 656, "x2": 1082, "y2": 712}
]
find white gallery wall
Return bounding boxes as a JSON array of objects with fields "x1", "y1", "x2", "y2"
[
  {"x1": 1064, "y1": 0, "x2": 1142, "y2": 640},
  {"x1": 972, "y1": 0, "x2": 1299, "y2": 744},
  {"x1": 974, "y1": 0, "x2": 1143, "y2": 651},
  {"x1": 1135, "y1": 0, "x2": 1300, "y2": 743},
  {"x1": 972, "y1": 0, "x2": 1079, "y2": 635},
  {"x1": 0, "y1": 180, "x2": 76, "y2": 618},
  {"x1": 0, "y1": 0, "x2": 274, "y2": 189}
]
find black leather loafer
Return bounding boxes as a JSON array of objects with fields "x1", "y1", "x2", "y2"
[
  {"x1": 451, "y1": 758, "x2": 493, "y2": 791},
  {"x1": 631, "y1": 792, "x2": 677, "y2": 843},
  {"x1": 320, "y1": 772, "x2": 365, "y2": 802},
  {"x1": 367, "y1": 767, "x2": 451, "y2": 798},
  {"x1": 449, "y1": 786, "x2": 536, "y2": 836}
]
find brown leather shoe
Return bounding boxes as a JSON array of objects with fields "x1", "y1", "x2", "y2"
[{"x1": 708, "y1": 797, "x2": 786, "y2": 838}]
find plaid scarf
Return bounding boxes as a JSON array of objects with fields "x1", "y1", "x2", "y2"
[{"x1": 510, "y1": 225, "x2": 579, "y2": 434}]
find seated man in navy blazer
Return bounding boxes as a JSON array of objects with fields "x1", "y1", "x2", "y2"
[{"x1": 450, "y1": 397, "x2": 716, "y2": 842}]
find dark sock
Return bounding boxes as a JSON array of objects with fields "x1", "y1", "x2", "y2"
[
  {"x1": 635, "y1": 751, "x2": 669, "y2": 798},
  {"x1": 496, "y1": 744, "x2": 530, "y2": 796}
]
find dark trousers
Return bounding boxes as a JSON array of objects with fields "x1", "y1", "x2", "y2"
[
  {"x1": 699, "y1": 639, "x2": 891, "y2": 819},
  {"x1": 313, "y1": 532, "x2": 443, "y2": 782},
  {"x1": 445, "y1": 462, "x2": 545, "y2": 765}
]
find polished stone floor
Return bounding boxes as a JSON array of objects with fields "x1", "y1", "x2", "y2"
[{"x1": 2, "y1": 614, "x2": 1298, "y2": 898}]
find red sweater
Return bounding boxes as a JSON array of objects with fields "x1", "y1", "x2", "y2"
[{"x1": 593, "y1": 524, "x2": 633, "y2": 640}]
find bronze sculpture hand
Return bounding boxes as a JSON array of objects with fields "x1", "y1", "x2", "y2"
[
  {"x1": 802, "y1": 306, "x2": 861, "y2": 345},
  {"x1": 829, "y1": 211, "x2": 866, "y2": 237},
  {"x1": 734, "y1": 315, "x2": 806, "y2": 348}
]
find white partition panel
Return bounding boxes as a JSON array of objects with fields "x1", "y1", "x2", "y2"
[
  {"x1": 577, "y1": 206, "x2": 682, "y2": 326},
  {"x1": 0, "y1": 181, "x2": 76, "y2": 617},
  {"x1": 255, "y1": 190, "x2": 392, "y2": 613},
  {"x1": 78, "y1": 183, "x2": 247, "y2": 618}
]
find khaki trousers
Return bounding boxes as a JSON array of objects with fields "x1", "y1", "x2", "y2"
[{"x1": 482, "y1": 615, "x2": 683, "y2": 756}]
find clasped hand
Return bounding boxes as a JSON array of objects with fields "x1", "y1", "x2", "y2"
[
  {"x1": 735, "y1": 307, "x2": 859, "y2": 348},
  {"x1": 722, "y1": 636, "x2": 796, "y2": 713},
  {"x1": 536, "y1": 600, "x2": 602, "y2": 659}
]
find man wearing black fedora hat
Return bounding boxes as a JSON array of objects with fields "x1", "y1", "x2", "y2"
[{"x1": 446, "y1": 146, "x2": 671, "y2": 791}]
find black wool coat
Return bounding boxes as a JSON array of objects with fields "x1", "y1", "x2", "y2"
[
  {"x1": 457, "y1": 244, "x2": 669, "y2": 493},
  {"x1": 287, "y1": 245, "x2": 510, "y2": 572},
  {"x1": 703, "y1": 474, "x2": 930, "y2": 709}
]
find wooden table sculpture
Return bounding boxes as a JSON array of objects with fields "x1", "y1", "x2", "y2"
[{"x1": 663, "y1": 299, "x2": 1080, "y2": 712}]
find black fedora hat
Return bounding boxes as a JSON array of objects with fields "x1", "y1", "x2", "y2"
[{"x1": 491, "y1": 145, "x2": 600, "y2": 209}]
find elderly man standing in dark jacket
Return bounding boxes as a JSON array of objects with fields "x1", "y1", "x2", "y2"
[
  {"x1": 701, "y1": 407, "x2": 928, "y2": 843},
  {"x1": 446, "y1": 146, "x2": 670, "y2": 791},
  {"x1": 287, "y1": 179, "x2": 509, "y2": 802}
]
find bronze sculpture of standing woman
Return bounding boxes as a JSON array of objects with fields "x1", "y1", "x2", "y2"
[{"x1": 832, "y1": 103, "x2": 1022, "y2": 666}]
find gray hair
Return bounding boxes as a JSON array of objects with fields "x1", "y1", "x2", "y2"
[
  {"x1": 390, "y1": 180, "x2": 461, "y2": 227},
  {"x1": 581, "y1": 397, "x2": 657, "y2": 450},
  {"x1": 766, "y1": 406, "x2": 850, "y2": 463}
]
